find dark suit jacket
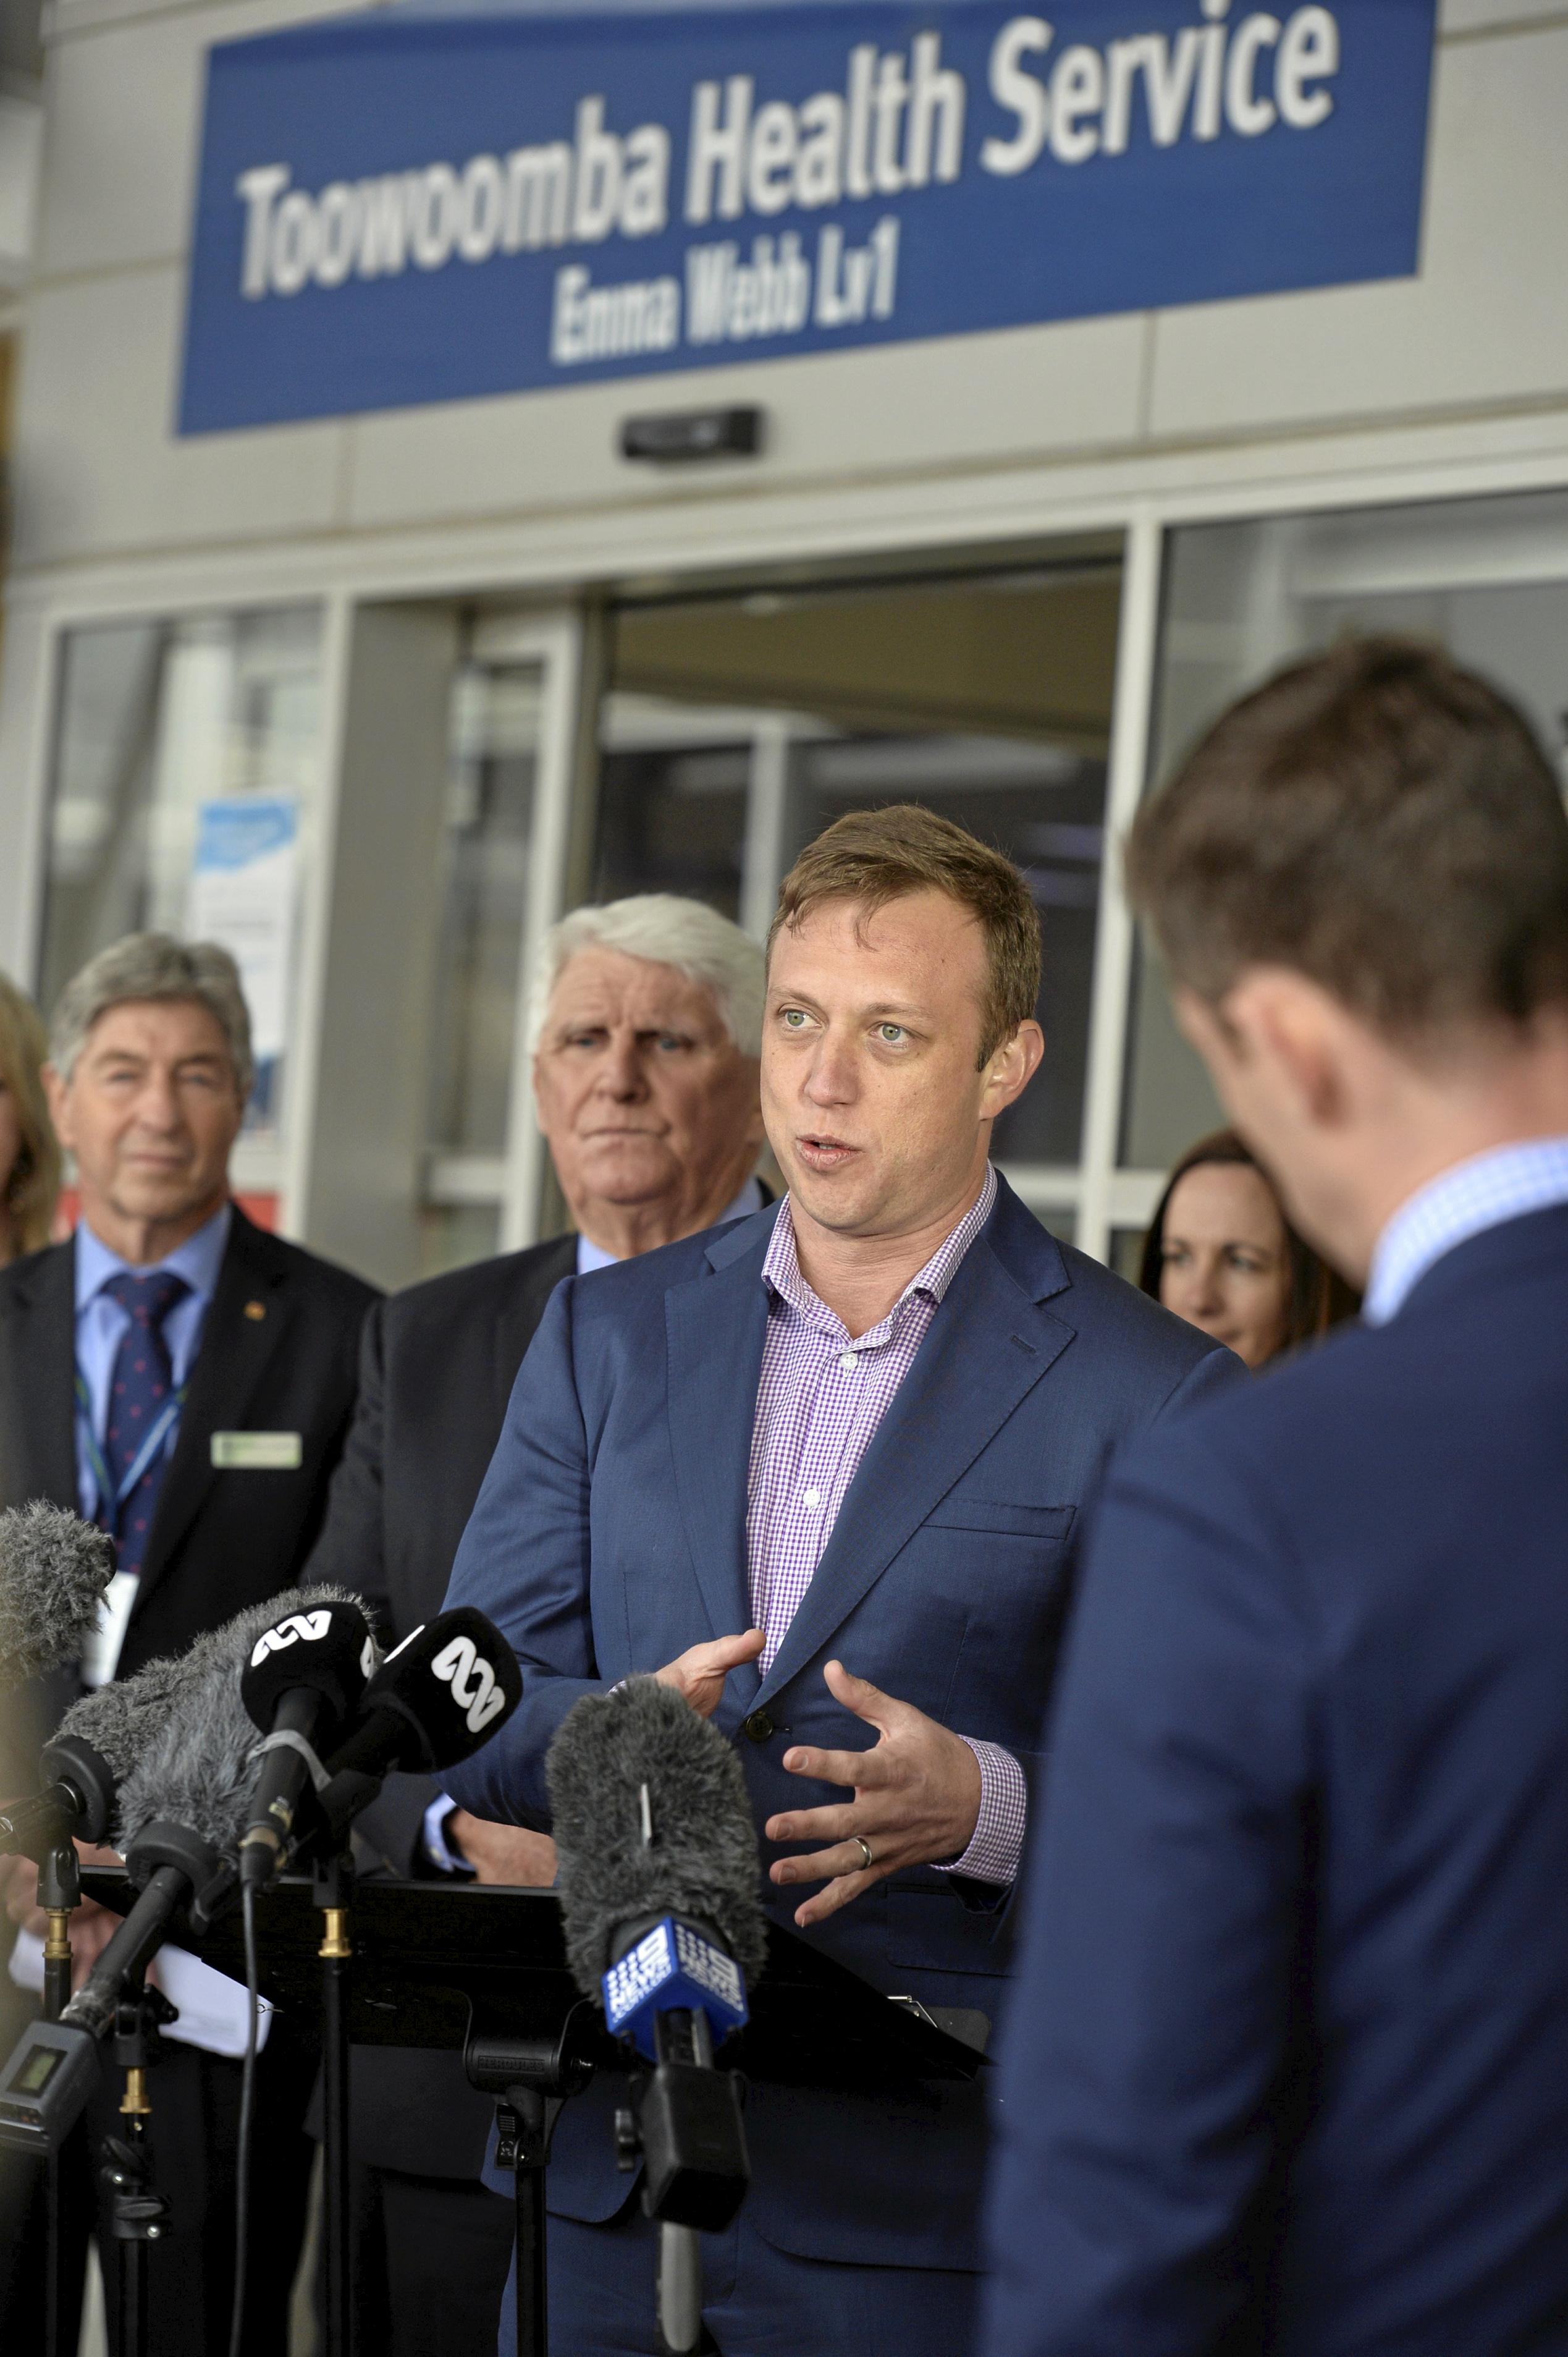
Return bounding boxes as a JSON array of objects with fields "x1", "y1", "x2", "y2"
[
  {"x1": 985, "y1": 1204, "x2": 1568, "y2": 2357},
  {"x1": 443, "y1": 1178, "x2": 1237, "y2": 2275},
  {"x1": 0, "y1": 1206, "x2": 379, "y2": 1800}
]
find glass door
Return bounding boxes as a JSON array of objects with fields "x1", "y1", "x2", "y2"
[{"x1": 590, "y1": 544, "x2": 1129, "y2": 1243}]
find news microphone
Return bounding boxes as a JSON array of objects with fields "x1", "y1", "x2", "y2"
[
  {"x1": 0, "y1": 1635, "x2": 221, "y2": 1859},
  {"x1": 0, "y1": 1588, "x2": 318, "y2": 2152},
  {"x1": 547, "y1": 1676, "x2": 763, "y2": 2296},
  {"x1": 237, "y1": 1595, "x2": 377, "y2": 1889},
  {"x1": 319, "y1": 1606, "x2": 521, "y2": 1772},
  {"x1": 254, "y1": 1607, "x2": 523, "y2": 1872},
  {"x1": 0, "y1": 1503, "x2": 114, "y2": 1693},
  {"x1": 548, "y1": 1675, "x2": 767, "y2": 2049}
]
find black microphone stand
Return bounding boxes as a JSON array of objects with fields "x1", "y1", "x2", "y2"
[
  {"x1": 465, "y1": 2015, "x2": 593, "y2": 2357},
  {"x1": 101, "y1": 1970, "x2": 176, "y2": 2357},
  {"x1": 37, "y1": 1839, "x2": 78, "y2": 2357},
  {"x1": 314, "y1": 1848, "x2": 355, "y2": 2357}
]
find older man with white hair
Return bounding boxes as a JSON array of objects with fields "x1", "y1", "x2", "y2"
[{"x1": 303, "y1": 893, "x2": 767, "y2": 2357}]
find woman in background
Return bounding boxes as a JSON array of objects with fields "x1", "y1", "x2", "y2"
[
  {"x1": 0, "y1": 974, "x2": 62, "y2": 1263},
  {"x1": 1140, "y1": 1128, "x2": 1357, "y2": 1370}
]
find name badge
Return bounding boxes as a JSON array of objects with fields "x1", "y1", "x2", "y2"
[{"x1": 211, "y1": 1431, "x2": 302, "y2": 1470}]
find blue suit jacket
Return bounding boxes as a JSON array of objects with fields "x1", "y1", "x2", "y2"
[
  {"x1": 444, "y1": 1177, "x2": 1234, "y2": 2272},
  {"x1": 985, "y1": 1204, "x2": 1568, "y2": 2356}
]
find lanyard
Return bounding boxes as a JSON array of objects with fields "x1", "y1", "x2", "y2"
[{"x1": 75, "y1": 1369, "x2": 188, "y2": 1533}]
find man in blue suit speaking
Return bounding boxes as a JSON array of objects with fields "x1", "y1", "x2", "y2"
[
  {"x1": 985, "y1": 638, "x2": 1568, "y2": 2357},
  {"x1": 442, "y1": 803, "x2": 1235, "y2": 2355}
]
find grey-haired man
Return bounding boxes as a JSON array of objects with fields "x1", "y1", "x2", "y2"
[{"x1": 0, "y1": 931, "x2": 379, "y2": 2357}]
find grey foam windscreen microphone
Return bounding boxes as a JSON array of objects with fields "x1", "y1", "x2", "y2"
[
  {"x1": 114, "y1": 1585, "x2": 369, "y2": 1865},
  {"x1": 0, "y1": 1504, "x2": 115, "y2": 1693},
  {"x1": 547, "y1": 1677, "x2": 768, "y2": 2000},
  {"x1": 51, "y1": 1586, "x2": 368, "y2": 2046},
  {"x1": 53, "y1": 1636, "x2": 218, "y2": 1785},
  {"x1": 0, "y1": 1631, "x2": 238, "y2": 1855}
]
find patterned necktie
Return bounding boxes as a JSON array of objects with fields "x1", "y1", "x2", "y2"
[{"x1": 98, "y1": 1269, "x2": 191, "y2": 1579}]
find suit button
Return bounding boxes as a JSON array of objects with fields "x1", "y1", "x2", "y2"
[{"x1": 743, "y1": 1711, "x2": 774, "y2": 1744}]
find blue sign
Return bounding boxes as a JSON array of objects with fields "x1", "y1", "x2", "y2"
[{"x1": 179, "y1": 0, "x2": 1437, "y2": 433}]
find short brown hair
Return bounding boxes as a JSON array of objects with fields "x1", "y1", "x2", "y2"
[
  {"x1": 769, "y1": 805, "x2": 1042, "y2": 1065},
  {"x1": 1126, "y1": 636, "x2": 1568, "y2": 1038}
]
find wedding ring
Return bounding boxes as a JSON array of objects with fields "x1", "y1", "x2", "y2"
[{"x1": 853, "y1": 1835, "x2": 874, "y2": 1871}]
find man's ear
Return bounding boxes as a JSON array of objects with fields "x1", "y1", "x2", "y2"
[
  {"x1": 1220, "y1": 970, "x2": 1356, "y2": 1130},
  {"x1": 982, "y1": 1020, "x2": 1045, "y2": 1115}
]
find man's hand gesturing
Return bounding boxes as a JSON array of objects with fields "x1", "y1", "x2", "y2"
[
  {"x1": 654, "y1": 1628, "x2": 765, "y2": 1719},
  {"x1": 764, "y1": 1661, "x2": 982, "y2": 1929}
]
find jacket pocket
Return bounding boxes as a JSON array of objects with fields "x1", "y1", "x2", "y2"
[
  {"x1": 886, "y1": 1880, "x2": 1016, "y2": 1978},
  {"x1": 922, "y1": 1499, "x2": 1075, "y2": 1541}
]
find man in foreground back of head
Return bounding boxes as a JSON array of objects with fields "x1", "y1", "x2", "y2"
[{"x1": 984, "y1": 638, "x2": 1568, "y2": 2356}]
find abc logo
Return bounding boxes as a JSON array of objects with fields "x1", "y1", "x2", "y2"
[
  {"x1": 251, "y1": 1609, "x2": 332, "y2": 1667},
  {"x1": 431, "y1": 1634, "x2": 508, "y2": 1735}
]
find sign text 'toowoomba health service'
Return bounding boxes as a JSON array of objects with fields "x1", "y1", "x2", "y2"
[{"x1": 179, "y1": 0, "x2": 1437, "y2": 433}]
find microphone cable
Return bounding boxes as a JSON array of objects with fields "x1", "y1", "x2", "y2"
[{"x1": 228, "y1": 1877, "x2": 260, "y2": 2357}]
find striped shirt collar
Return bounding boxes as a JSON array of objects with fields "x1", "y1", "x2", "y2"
[
  {"x1": 1363, "y1": 1137, "x2": 1568, "y2": 1325},
  {"x1": 762, "y1": 1163, "x2": 997, "y2": 1342}
]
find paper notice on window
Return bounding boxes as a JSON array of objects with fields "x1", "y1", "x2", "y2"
[{"x1": 187, "y1": 798, "x2": 298, "y2": 1128}]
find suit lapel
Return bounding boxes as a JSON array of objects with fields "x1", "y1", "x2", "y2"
[
  {"x1": 135, "y1": 1211, "x2": 294, "y2": 1609},
  {"x1": 0, "y1": 1243, "x2": 78, "y2": 1510},
  {"x1": 753, "y1": 1207, "x2": 1075, "y2": 1711},
  {"x1": 664, "y1": 1220, "x2": 776, "y2": 1700}
]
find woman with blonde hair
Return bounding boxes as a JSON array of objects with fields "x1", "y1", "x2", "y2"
[{"x1": 0, "y1": 973, "x2": 62, "y2": 1260}]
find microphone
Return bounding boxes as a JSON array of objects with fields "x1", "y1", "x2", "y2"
[
  {"x1": 0, "y1": 1586, "x2": 371, "y2": 2153},
  {"x1": 314, "y1": 1606, "x2": 522, "y2": 1788},
  {"x1": 0, "y1": 1636, "x2": 223, "y2": 1859},
  {"x1": 237, "y1": 1595, "x2": 377, "y2": 1889},
  {"x1": 548, "y1": 1676, "x2": 767, "y2": 2050},
  {"x1": 547, "y1": 1675, "x2": 764, "y2": 2323},
  {"x1": 221, "y1": 1609, "x2": 522, "y2": 1879},
  {"x1": 0, "y1": 1504, "x2": 114, "y2": 1693}
]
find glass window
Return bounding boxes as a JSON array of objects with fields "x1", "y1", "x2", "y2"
[
  {"x1": 595, "y1": 551, "x2": 1123, "y2": 1178},
  {"x1": 417, "y1": 1201, "x2": 502, "y2": 1279},
  {"x1": 790, "y1": 736, "x2": 1104, "y2": 1165},
  {"x1": 427, "y1": 665, "x2": 542, "y2": 1157},
  {"x1": 1123, "y1": 491, "x2": 1568, "y2": 1177},
  {"x1": 40, "y1": 606, "x2": 323, "y2": 1140},
  {"x1": 593, "y1": 700, "x2": 751, "y2": 918}
]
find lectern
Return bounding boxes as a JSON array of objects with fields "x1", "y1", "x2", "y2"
[{"x1": 64, "y1": 1869, "x2": 987, "y2": 2356}]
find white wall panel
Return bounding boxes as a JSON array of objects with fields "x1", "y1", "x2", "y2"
[
  {"x1": 34, "y1": 0, "x2": 373, "y2": 281},
  {"x1": 1439, "y1": 0, "x2": 1568, "y2": 30},
  {"x1": 344, "y1": 314, "x2": 1149, "y2": 532},
  {"x1": 34, "y1": 14, "x2": 206, "y2": 277},
  {"x1": 11, "y1": 268, "x2": 345, "y2": 564},
  {"x1": 1148, "y1": 26, "x2": 1568, "y2": 438}
]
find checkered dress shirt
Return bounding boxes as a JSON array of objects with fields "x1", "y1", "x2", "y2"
[
  {"x1": 748, "y1": 1163, "x2": 1027, "y2": 1884},
  {"x1": 1364, "y1": 1137, "x2": 1568, "y2": 1325}
]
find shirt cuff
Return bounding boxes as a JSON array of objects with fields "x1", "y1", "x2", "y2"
[
  {"x1": 421, "y1": 1796, "x2": 475, "y2": 1877},
  {"x1": 933, "y1": 1738, "x2": 1027, "y2": 1885}
]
